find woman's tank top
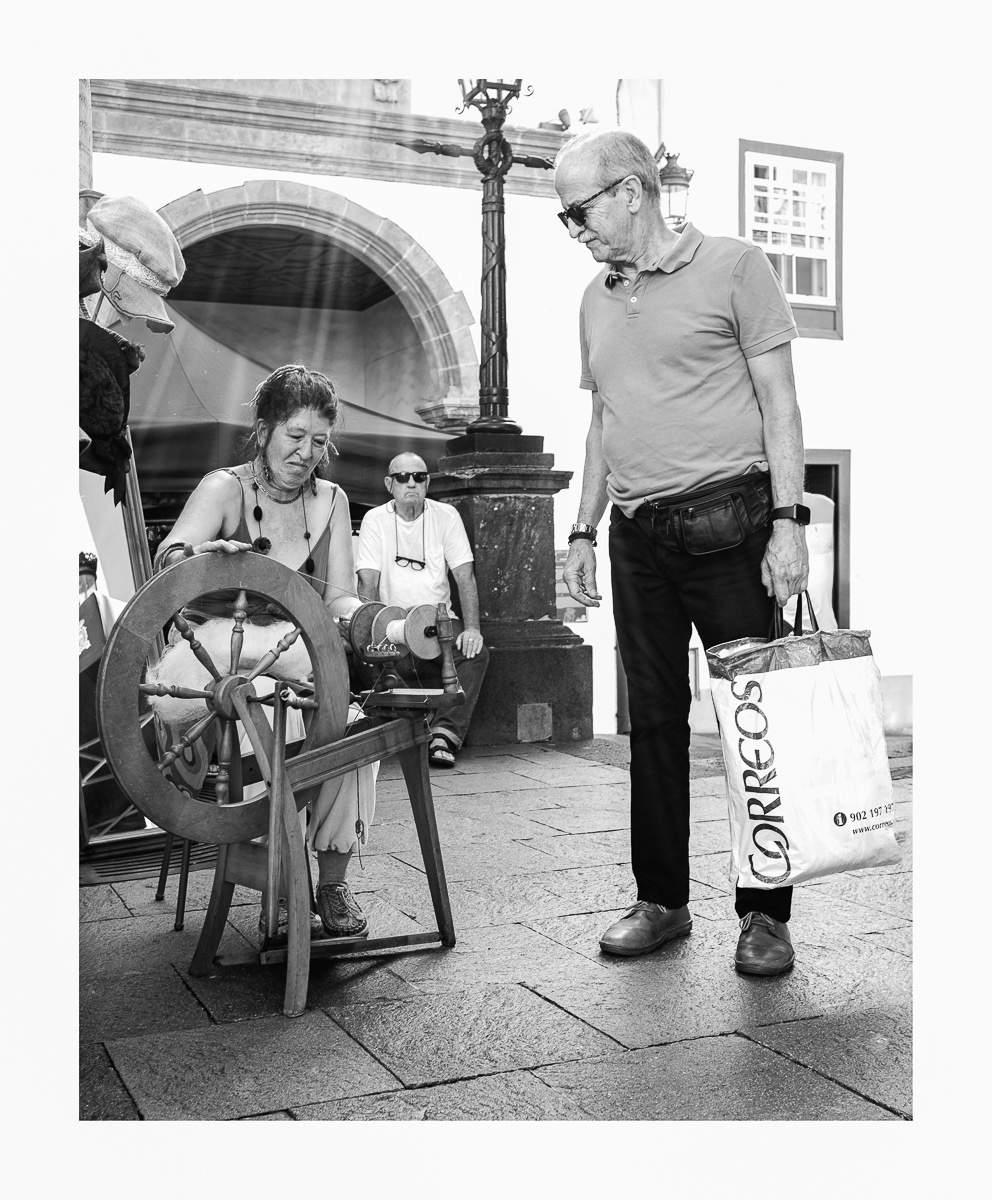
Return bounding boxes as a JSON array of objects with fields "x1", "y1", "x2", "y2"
[{"x1": 180, "y1": 470, "x2": 336, "y2": 625}]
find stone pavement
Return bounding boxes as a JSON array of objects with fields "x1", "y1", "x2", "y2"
[{"x1": 80, "y1": 734, "x2": 912, "y2": 1121}]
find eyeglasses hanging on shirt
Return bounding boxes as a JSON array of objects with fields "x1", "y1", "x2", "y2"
[{"x1": 394, "y1": 506, "x2": 426, "y2": 570}]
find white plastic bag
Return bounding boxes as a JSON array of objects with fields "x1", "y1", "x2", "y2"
[{"x1": 706, "y1": 603, "x2": 901, "y2": 889}]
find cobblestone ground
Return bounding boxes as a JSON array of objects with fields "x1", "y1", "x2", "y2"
[{"x1": 80, "y1": 735, "x2": 912, "y2": 1121}]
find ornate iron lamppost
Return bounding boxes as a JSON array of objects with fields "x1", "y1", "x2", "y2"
[
  {"x1": 398, "y1": 78, "x2": 555, "y2": 438},
  {"x1": 655, "y1": 143, "x2": 694, "y2": 228}
]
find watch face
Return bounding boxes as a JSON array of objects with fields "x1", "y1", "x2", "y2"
[{"x1": 796, "y1": 505, "x2": 811, "y2": 525}]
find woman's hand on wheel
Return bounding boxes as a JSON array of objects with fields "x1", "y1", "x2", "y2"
[{"x1": 194, "y1": 539, "x2": 253, "y2": 556}]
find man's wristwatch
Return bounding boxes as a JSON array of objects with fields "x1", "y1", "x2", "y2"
[
  {"x1": 567, "y1": 521, "x2": 598, "y2": 547},
  {"x1": 770, "y1": 505, "x2": 811, "y2": 526}
]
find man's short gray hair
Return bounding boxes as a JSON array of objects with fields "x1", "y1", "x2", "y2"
[{"x1": 555, "y1": 129, "x2": 661, "y2": 204}]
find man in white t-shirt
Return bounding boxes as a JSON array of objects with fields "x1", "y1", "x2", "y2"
[{"x1": 355, "y1": 452, "x2": 489, "y2": 767}]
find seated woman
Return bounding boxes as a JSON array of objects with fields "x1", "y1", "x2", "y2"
[{"x1": 148, "y1": 364, "x2": 370, "y2": 945}]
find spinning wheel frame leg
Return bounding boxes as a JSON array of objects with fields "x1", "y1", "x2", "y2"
[
  {"x1": 398, "y1": 730, "x2": 456, "y2": 947},
  {"x1": 189, "y1": 845, "x2": 234, "y2": 976},
  {"x1": 273, "y1": 689, "x2": 312, "y2": 1018},
  {"x1": 174, "y1": 837, "x2": 192, "y2": 931}
]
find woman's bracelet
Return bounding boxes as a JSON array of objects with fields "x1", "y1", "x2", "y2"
[{"x1": 155, "y1": 541, "x2": 195, "y2": 570}]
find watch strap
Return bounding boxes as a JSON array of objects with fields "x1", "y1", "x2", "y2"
[{"x1": 770, "y1": 505, "x2": 811, "y2": 526}]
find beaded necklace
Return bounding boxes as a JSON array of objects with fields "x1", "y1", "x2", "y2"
[{"x1": 249, "y1": 462, "x2": 315, "y2": 575}]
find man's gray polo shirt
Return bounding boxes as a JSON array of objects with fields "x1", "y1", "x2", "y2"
[{"x1": 579, "y1": 221, "x2": 798, "y2": 515}]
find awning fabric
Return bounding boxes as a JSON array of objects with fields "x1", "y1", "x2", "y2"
[{"x1": 113, "y1": 304, "x2": 454, "y2": 505}]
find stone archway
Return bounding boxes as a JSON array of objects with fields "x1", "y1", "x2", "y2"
[{"x1": 158, "y1": 179, "x2": 479, "y2": 430}]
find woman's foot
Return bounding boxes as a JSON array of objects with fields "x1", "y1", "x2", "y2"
[
  {"x1": 428, "y1": 732, "x2": 457, "y2": 769},
  {"x1": 258, "y1": 899, "x2": 324, "y2": 947},
  {"x1": 316, "y1": 882, "x2": 369, "y2": 938}
]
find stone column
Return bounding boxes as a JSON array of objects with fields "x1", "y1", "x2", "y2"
[
  {"x1": 431, "y1": 431, "x2": 593, "y2": 745},
  {"x1": 79, "y1": 79, "x2": 93, "y2": 190}
]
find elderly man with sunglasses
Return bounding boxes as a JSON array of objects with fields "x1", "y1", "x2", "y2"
[
  {"x1": 355, "y1": 452, "x2": 488, "y2": 767},
  {"x1": 555, "y1": 129, "x2": 809, "y2": 977}
]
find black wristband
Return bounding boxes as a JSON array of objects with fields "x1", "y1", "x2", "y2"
[{"x1": 567, "y1": 530, "x2": 597, "y2": 547}]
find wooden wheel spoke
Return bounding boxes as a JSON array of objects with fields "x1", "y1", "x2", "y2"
[
  {"x1": 172, "y1": 612, "x2": 223, "y2": 681},
  {"x1": 230, "y1": 591, "x2": 248, "y2": 674},
  {"x1": 158, "y1": 710, "x2": 218, "y2": 772},
  {"x1": 244, "y1": 626, "x2": 304, "y2": 683},
  {"x1": 215, "y1": 720, "x2": 234, "y2": 805},
  {"x1": 139, "y1": 682, "x2": 214, "y2": 701}
]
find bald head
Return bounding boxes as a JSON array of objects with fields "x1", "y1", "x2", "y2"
[
  {"x1": 555, "y1": 129, "x2": 661, "y2": 204},
  {"x1": 388, "y1": 452, "x2": 428, "y2": 476}
]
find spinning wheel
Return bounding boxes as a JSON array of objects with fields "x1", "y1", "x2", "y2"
[
  {"x1": 95, "y1": 550, "x2": 458, "y2": 1018},
  {"x1": 96, "y1": 553, "x2": 350, "y2": 846}
]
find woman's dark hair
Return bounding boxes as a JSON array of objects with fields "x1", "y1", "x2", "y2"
[{"x1": 243, "y1": 364, "x2": 340, "y2": 485}]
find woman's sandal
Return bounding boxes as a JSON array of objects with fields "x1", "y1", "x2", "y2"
[{"x1": 428, "y1": 734, "x2": 457, "y2": 769}]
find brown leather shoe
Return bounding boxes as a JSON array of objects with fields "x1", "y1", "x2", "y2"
[
  {"x1": 734, "y1": 911, "x2": 795, "y2": 976},
  {"x1": 599, "y1": 901, "x2": 692, "y2": 957}
]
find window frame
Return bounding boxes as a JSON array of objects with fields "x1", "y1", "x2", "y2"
[{"x1": 739, "y1": 140, "x2": 844, "y2": 340}]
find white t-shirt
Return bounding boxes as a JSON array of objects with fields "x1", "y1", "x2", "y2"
[{"x1": 355, "y1": 498, "x2": 474, "y2": 616}]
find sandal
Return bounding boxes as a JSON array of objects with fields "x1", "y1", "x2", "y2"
[{"x1": 428, "y1": 733, "x2": 457, "y2": 769}]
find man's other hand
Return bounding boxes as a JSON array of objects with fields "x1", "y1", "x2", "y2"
[
  {"x1": 563, "y1": 540, "x2": 602, "y2": 607},
  {"x1": 761, "y1": 523, "x2": 809, "y2": 605},
  {"x1": 456, "y1": 627, "x2": 485, "y2": 658}
]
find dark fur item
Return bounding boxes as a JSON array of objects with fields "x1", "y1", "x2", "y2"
[{"x1": 79, "y1": 319, "x2": 145, "y2": 505}]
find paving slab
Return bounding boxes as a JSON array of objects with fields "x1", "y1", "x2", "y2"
[
  {"x1": 392, "y1": 837, "x2": 567, "y2": 882},
  {"x1": 105, "y1": 1010, "x2": 402, "y2": 1120},
  {"x1": 789, "y1": 883, "x2": 911, "y2": 936},
  {"x1": 292, "y1": 1069, "x2": 592, "y2": 1120},
  {"x1": 525, "y1": 904, "x2": 743, "y2": 971},
  {"x1": 789, "y1": 935, "x2": 913, "y2": 1012},
  {"x1": 80, "y1": 967, "x2": 212, "y2": 1043},
  {"x1": 385, "y1": 921, "x2": 613, "y2": 992},
  {"x1": 513, "y1": 830, "x2": 631, "y2": 869},
  {"x1": 80, "y1": 912, "x2": 253, "y2": 981},
  {"x1": 532, "y1": 1036, "x2": 899, "y2": 1121},
  {"x1": 853, "y1": 927, "x2": 913, "y2": 957},
  {"x1": 80, "y1": 1043, "x2": 141, "y2": 1121},
  {"x1": 801, "y1": 869, "x2": 912, "y2": 921},
  {"x1": 524, "y1": 805, "x2": 631, "y2": 835},
  {"x1": 430, "y1": 788, "x2": 574, "y2": 816},
  {"x1": 327, "y1": 983, "x2": 620, "y2": 1086},
  {"x1": 427, "y1": 770, "x2": 561, "y2": 796},
  {"x1": 529, "y1": 946, "x2": 845, "y2": 1050},
  {"x1": 512, "y1": 763, "x2": 632, "y2": 788},
  {"x1": 743, "y1": 1006, "x2": 912, "y2": 1117},
  {"x1": 110, "y1": 874, "x2": 258, "y2": 918},
  {"x1": 688, "y1": 852, "x2": 735, "y2": 894},
  {"x1": 80, "y1": 885, "x2": 132, "y2": 923},
  {"x1": 180, "y1": 952, "x2": 422, "y2": 1023}
]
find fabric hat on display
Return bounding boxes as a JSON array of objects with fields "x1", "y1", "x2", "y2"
[{"x1": 79, "y1": 195, "x2": 186, "y2": 333}]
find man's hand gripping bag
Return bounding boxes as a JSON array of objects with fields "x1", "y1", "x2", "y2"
[{"x1": 705, "y1": 595, "x2": 901, "y2": 889}]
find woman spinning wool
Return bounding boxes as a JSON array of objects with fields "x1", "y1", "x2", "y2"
[{"x1": 149, "y1": 364, "x2": 370, "y2": 945}]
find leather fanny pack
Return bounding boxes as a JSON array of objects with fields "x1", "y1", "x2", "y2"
[{"x1": 636, "y1": 470, "x2": 772, "y2": 555}]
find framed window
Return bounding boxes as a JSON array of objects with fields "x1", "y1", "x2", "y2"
[{"x1": 739, "y1": 141, "x2": 843, "y2": 339}]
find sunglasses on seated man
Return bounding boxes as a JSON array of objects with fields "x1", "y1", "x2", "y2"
[
  {"x1": 390, "y1": 471, "x2": 429, "y2": 483},
  {"x1": 557, "y1": 176, "x2": 630, "y2": 228}
]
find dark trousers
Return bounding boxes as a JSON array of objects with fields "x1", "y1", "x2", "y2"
[{"x1": 609, "y1": 505, "x2": 793, "y2": 923}]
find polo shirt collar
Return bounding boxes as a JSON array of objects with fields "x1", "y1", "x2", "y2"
[{"x1": 604, "y1": 221, "x2": 704, "y2": 287}]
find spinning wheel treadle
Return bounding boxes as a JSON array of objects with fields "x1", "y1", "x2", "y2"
[{"x1": 96, "y1": 553, "x2": 350, "y2": 846}]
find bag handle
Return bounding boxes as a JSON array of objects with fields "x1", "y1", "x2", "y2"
[{"x1": 770, "y1": 590, "x2": 820, "y2": 639}]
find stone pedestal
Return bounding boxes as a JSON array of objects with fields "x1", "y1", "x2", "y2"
[{"x1": 431, "y1": 432, "x2": 593, "y2": 745}]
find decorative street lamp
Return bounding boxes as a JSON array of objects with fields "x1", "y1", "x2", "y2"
[
  {"x1": 398, "y1": 79, "x2": 555, "y2": 437},
  {"x1": 655, "y1": 143, "x2": 694, "y2": 228}
]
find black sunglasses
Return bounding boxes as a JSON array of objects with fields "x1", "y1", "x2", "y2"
[
  {"x1": 557, "y1": 176, "x2": 629, "y2": 228},
  {"x1": 390, "y1": 471, "x2": 429, "y2": 484}
]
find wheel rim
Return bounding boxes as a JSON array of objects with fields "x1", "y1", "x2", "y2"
[{"x1": 96, "y1": 554, "x2": 350, "y2": 845}]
